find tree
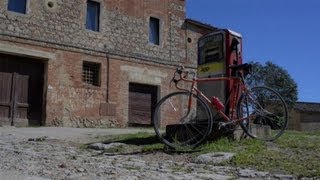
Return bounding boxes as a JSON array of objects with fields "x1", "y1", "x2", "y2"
[{"x1": 245, "y1": 61, "x2": 298, "y2": 108}]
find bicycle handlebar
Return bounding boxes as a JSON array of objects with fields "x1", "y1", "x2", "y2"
[
  {"x1": 177, "y1": 66, "x2": 196, "y2": 79},
  {"x1": 171, "y1": 63, "x2": 252, "y2": 88},
  {"x1": 170, "y1": 66, "x2": 196, "y2": 88},
  {"x1": 228, "y1": 63, "x2": 252, "y2": 76}
]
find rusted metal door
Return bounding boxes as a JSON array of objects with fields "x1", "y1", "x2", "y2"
[
  {"x1": 0, "y1": 72, "x2": 29, "y2": 126},
  {"x1": 128, "y1": 83, "x2": 158, "y2": 126}
]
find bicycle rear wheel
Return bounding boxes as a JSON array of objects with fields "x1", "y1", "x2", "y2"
[
  {"x1": 152, "y1": 91, "x2": 213, "y2": 149},
  {"x1": 237, "y1": 86, "x2": 288, "y2": 141}
]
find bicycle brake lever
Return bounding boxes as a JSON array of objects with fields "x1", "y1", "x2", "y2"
[
  {"x1": 170, "y1": 78, "x2": 179, "y2": 87},
  {"x1": 177, "y1": 65, "x2": 184, "y2": 74}
]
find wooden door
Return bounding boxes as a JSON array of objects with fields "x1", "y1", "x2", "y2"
[
  {"x1": 0, "y1": 72, "x2": 29, "y2": 126},
  {"x1": 1, "y1": 54, "x2": 44, "y2": 126},
  {"x1": 13, "y1": 73, "x2": 29, "y2": 126},
  {"x1": 128, "y1": 83, "x2": 158, "y2": 126},
  {"x1": 0, "y1": 72, "x2": 13, "y2": 125}
]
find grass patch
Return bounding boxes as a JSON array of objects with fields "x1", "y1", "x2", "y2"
[
  {"x1": 171, "y1": 165, "x2": 186, "y2": 173},
  {"x1": 141, "y1": 143, "x2": 164, "y2": 152},
  {"x1": 198, "y1": 137, "x2": 237, "y2": 153},
  {"x1": 197, "y1": 130, "x2": 320, "y2": 177},
  {"x1": 87, "y1": 130, "x2": 320, "y2": 177}
]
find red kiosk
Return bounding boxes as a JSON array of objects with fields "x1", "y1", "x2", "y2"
[{"x1": 197, "y1": 29, "x2": 243, "y2": 117}]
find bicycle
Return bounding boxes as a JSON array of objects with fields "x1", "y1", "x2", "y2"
[{"x1": 152, "y1": 63, "x2": 288, "y2": 150}]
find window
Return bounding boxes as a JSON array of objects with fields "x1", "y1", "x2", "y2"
[
  {"x1": 82, "y1": 61, "x2": 100, "y2": 86},
  {"x1": 86, "y1": 0, "x2": 100, "y2": 31},
  {"x1": 149, "y1": 17, "x2": 160, "y2": 45},
  {"x1": 8, "y1": 0, "x2": 27, "y2": 14}
]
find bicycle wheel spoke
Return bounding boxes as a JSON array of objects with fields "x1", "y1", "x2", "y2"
[
  {"x1": 189, "y1": 124, "x2": 207, "y2": 136},
  {"x1": 237, "y1": 86, "x2": 288, "y2": 141},
  {"x1": 183, "y1": 125, "x2": 199, "y2": 142},
  {"x1": 152, "y1": 92, "x2": 213, "y2": 149}
]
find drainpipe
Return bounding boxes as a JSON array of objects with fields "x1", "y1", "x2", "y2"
[
  {"x1": 169, "y1": 13, "x2": 172, "y2": 62},
  {"x1": 185, "y1": 20, "x2": 188, "y2": 63},
  {"x1": 106, "y1": 54, "x2": 110, "y2": 103}
]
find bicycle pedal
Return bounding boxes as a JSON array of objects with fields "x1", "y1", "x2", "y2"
[
  {"x1": 218, "y1": 122, "x2": 226, "y2": 130},
  {"x1": 218, "y1": 121, "x2": 235, "y2": 130}
]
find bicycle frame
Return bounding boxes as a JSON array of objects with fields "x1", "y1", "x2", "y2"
[
  {"x1": 174, "y1": 70, "x2": 250, "y2": 125},
  {"x1": 153, "y1": 64, "x2": 288, "y2": 149}
]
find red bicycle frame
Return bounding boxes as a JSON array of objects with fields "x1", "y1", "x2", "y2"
[{"x1": 173, "y1": 69, "x2": 250, "y2": 124}]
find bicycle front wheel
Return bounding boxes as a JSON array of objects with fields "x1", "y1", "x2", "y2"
[
  {"x1": 237, "y1": 86, "x2": 288, "y2": 141},
  {"x1": 152, "y1": 91, "x2": 213, "y2": 149}
]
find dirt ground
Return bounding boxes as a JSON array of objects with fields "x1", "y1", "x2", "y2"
[
  {"x1": 0, "y1": 126, "x2": 296, "y2": 180},
  {"x1": 0, "y1": 126, "x2": 153, "y2": 143}
]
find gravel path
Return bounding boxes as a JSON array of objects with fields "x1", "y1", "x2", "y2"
[
  {"x1": 0, "y1": 127, "x2": 296, "y2": 179},
  {"x1": 0, "y1": 126, "x2": 153, "y2": 143}
]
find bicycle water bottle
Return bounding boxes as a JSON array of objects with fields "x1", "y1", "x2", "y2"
[{"x1": 212, "y1": 96, "x2": 224, "y2": 111}]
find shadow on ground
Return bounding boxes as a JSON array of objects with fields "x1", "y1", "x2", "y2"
[{"x1": 103, "y1": 135, "x2": 160, "y2": 146}]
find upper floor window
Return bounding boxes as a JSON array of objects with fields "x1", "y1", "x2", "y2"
[
  {"x1": 8, "y1": 0, "x2": 27, "y2": 14},
  {"x1": 149, "y1": 17, "x2": 160, "y2": 45},
  {"x1": 86, "y1": 0, "x2": 100, "y2": 32}
]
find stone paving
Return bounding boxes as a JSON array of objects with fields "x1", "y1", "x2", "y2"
[{"x1": 0, "y1": 127, "x2": 297, "y2": 179}]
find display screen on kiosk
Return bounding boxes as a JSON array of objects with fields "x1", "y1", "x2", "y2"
[{"x1": 198, "y1": 33, "x2": 224, "y2": 65}]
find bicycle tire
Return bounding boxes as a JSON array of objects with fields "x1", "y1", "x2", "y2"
[
  {"x1": 152, "y1": 91, "x2": 213, "y2": 149},
  {"x1": 237, "y1": 86, "x2": 288, "y2": 141}
]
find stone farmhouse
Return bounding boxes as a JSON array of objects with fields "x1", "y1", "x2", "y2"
[
  {"x1": 0, "y1": 0, "x2": 217, "y2": 127},
  {"x1": 289, "y1": 102, "x2": 320, "y2": 131}
]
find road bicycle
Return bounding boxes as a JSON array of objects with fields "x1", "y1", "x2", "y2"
[{"x1": 152, "y1": 63, "x2": 288, "y2": 149}]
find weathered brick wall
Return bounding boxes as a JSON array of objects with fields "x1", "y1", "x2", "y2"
[
  {"x1": 185, "y1": 22, "x2": 217, "y2": 66},
  {"x1": 0, "y1": 0, "x2": 212, "y2": 127},
  {"x1": 288, "y1": 110, "x2": 301, "y2": 130},
  {"x1": 0, "y1": 0, "x2": 190, "y2": 65},
  {"x1": 108, "y1": 58, "x2": 180, "y2": 127},
  {"x1": 47, "y1": 50, "x2": 113, "y2": 127},
  {"x1": 299, "y1": 112, "x2": 320, "y2": 131}
]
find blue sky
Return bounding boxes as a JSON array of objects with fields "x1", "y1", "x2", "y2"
[{"x1": 186, "y1": 0, "x2": 320, "y2": 103}]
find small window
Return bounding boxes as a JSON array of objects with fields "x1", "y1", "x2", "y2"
[
  {"x1": 149, "y1": 17, "x2": 160, "y2": 45},
  {"x1": 82, "y1": 61, "x2": 101, "y2": 86},
  {"x1": 8, "y1": 0, "x2": 27, "y2": 14},
  {"x1": 86, "y1": 0, "x2": 100, "y2": 31}
]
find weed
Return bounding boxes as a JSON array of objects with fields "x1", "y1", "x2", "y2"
[
  {"x1": 141, "y1": 143, "x2": 164, "y2": 152},
  {"x1": 197, "y1": 131, "x2": 320, "y2": 177},
  {"x1": 123, "y1": 165, "x2": 140, "y2": 171},
  {"x1": 171, "y1": 165, "x2": 186, "y2": 172}
]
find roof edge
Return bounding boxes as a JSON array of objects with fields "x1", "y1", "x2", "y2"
[
  {"x1": 296, "y1": 101, "x2": 320, "y2": 105},
  {"x1": 185, "y1": 18, "x2": 219, "y2": 31},
  {"x1": 294, "y1": 101, "x2": 320, "y2": 113}
]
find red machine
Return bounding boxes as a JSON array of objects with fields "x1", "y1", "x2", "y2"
[{"x1": 197, "y1": 29, "x2": 243, "y2": 116}]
